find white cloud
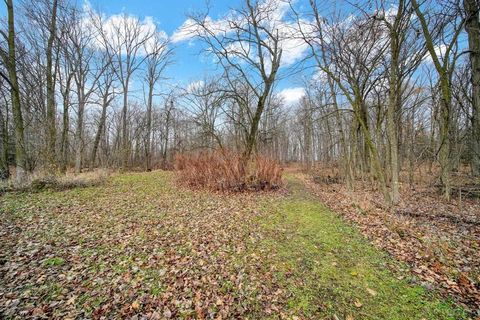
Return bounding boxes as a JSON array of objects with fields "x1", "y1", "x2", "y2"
[
  {"x1": 83, "y1": 2, "x2": 168, "y2": 56},
  {"x1": 279, "y1": 31, "x2": 309, "y2": 66},
  {"x1": 279, "y1": 87, "x2": 305, "y2": 105},
  {"x1": 171, "y1": 18, "x2": 199, "y2": 43},
  {"x1": 186, "y1": 80, "x2": 205, "y2": 93},
  {"x1": 424, "y1": 44, "x2": 447, "y2": 64},
  {"x1": 171, "y1": 16, "x2": 233, "y2": 43},
  {"x1": 170, "y1": 0, "x2": 310, "y2": 67}
]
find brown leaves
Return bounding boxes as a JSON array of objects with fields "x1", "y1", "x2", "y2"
[{"x1": 0, "y1": 171, "x2": 285, "y2": 319}]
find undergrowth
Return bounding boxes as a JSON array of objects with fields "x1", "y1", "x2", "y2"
[{"x1": 174, "y1": 150, "x2": 283, "y2": 191}]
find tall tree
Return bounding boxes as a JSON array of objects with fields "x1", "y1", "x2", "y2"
[
  {"x1": 98, "y1": 13, "x2": 154, "y2": 170},
  {"x1": 190, "y1": 0, "x2": 283, "y2": 163},
  {"x1": 45, "y1": 0, "x2": 58, "y2": 173},
  {"x1": 1, "y1": 0, "x2": 27, "y2": 184},
  {"x1": 464, "y1": 0, "x2": 480, "y2": 176},
  {"x1": 412, "y1": 0, "x2": 464, "y2": 199},
  {"x1": 90, "y1": 62, "x2": 116, "y2": 169},
  {"x1": 373, "y1": 0, "x2": 427, "y2": 203},
  {"x1": 298, "y1": 0, "x2": 392, "y2": 203},
  {"x1": 70, "y1": 8, "x2": 112, "y2": 174},
  {"x1": 143, "y1": 33, "x2": 171, "y2": 171}
]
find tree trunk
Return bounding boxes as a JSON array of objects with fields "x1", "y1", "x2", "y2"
[
  {"x1": 145, "y1": 81, "x2": 153, "y2": 171},
  {"x1": 465, "y1": 0, "x2": 480, "y2": 176},
  {"x1": 439, "y1": 82, "x2": 452, "y2": 200},
  {"x1": 60, "y1": 78, "x2": 71, "y2": 173},
  {"x1": 162, "y1": 101, "x2": 172, "y2": 168},
  {"x1": 74, "y1": 84, "x2": 85, "y2": 174},
  {"x1": 387, "y1": 36, "x2": 401, "y2": 204},
  {"x1": 121, "y1": 80, "x2": 130, "y2": 170},
  {"x1": 90, "y1": 96, "x2": 109, "y2": 169},
  {"x1": 0, "y1": 105, "x2": 9, "y2": 179},
  {"x1": 6, "y1": 0, "x2": 27, "y2": 185},
  {"x1": 354, "y1": 98, "x2": 391, "y2": 204},
  {"x1": 45, "y1": 0, "x2": 58, "y2": 173}
]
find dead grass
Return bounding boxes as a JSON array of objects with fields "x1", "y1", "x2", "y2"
[{"x1": 0, "y1": 169, "x2": 111, "y2": 194}]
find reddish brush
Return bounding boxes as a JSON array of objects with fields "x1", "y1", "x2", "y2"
[{"x1": 174, "y1": 150, "x2": 283, "y2": 191}]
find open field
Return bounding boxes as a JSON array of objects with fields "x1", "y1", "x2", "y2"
[{"x1": 0, "y1": 171, "x2": 467, "y2": 319}]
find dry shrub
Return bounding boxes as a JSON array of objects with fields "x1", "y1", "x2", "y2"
[
  {"x1": 174, "y1": 150, "x2": 283, "y2": 191},
  {"x1": 0, "y1": 169, "x2": 111, "y2": 194}
]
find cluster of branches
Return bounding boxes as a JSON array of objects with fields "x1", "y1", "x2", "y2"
[
  {"x1": 0, "y1": 0, "x2": 173, "y2": 183},
  {"x1": 0, "y1": 0, "x2": 479, "y2": 204},
  {"x1": 286, "y1": 0, "x2": 479, "y2": 204}
]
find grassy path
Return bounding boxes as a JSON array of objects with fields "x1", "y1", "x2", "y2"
[
  {"x1": 258, "y1": 175, "x2": 466, "y2": 319},
  {"x1": 0, "y1": 171, "x2": 466, "y2": 319}
]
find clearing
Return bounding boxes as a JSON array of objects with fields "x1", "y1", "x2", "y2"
[{"x1": 0, "y1": 171, "x2": 467, "y2": 319}]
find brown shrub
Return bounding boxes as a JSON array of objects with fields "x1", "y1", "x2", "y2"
[{"x1": 174, "y1": 150, "x2": 283, "y2": 191}]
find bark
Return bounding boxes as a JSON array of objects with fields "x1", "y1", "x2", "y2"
[
  {"x1": 162, "y1": 100, "x2": 172, "y2": 168},
  {"x1": 145, "y1": 80, "x2": 153, "y2": 171},
  {"x1": 74, "y1": 83, "x2": 85, "y2": 174},
  {"x1": 121, "y1": 79, "x2": 129, "y2": 170},
  {"x1": 387, "y1": 23, "x2": 401, "y2": 204},
  {"x1": 354, "y1": 99, "x2": 391, "y2": 203},
  {"x1": 6, "y1": 0, "x2": 27, "y2": 185},
  {"x1": 331, "y1": 86, "x2": 354, "y2": 190},
  {"x1": 91, "y1": 92, "x2": 111, "y2": 169},
  {"x1": 0, "y1": 104, "x2": 9, "y2": 179},
  {"x1": 60, "y1": 75, "x2": 72, "y2": 173},
  {"x1": 243, "y1": 96, "x2": 265, "y2": 162},
  {"x1": 46, "y1": 0, "x2": 58, "y2": 173},
  {"x1": 465, "y1": 0, "x2": 480, "y2": 176}
]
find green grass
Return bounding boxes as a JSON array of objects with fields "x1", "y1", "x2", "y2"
[
  {"x1": 257, "y1": 176, "x2": 467, "y2": 320},
  {"x1": 43, "y1": 257, "x2": 65, "y2": 267}
]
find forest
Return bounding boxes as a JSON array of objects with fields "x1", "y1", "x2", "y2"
[{"x1": 1, "y1": 0, "x2": 479, "y2": 319}]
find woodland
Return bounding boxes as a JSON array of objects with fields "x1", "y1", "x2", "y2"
[{"x1": 0, "y1": 0, "x2": 479, "y2": 319}]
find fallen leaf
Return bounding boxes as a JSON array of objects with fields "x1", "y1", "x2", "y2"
[
  {"x1": 366, "y1": 288, "x2": 377, "y2": 297},
  {"x1": 131, "y1": 300, "x2": 140, "y2": 310}
]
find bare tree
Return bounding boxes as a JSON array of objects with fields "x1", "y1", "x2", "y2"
[
  {"x1": 45, "y1": 0, "x2": 58, "y2": 173},
  {"x1": 98, "y1": 13, "x2": 154, "y2": 170},
  {"x1": 143, "y1": 33, "x2": 171, "y2": 171},
  {"x1": 297, "y1": 0, "x2": 392, "y2": 202},
  {"x1": 69, "y1": 9, "x2": 111, "y2": 174},
  {"x1": 90, "y1": 61, "x2": 116, "y2": 169},
  {"x1": 184, "y1": 77, "x2": 225, "y2": 150},
  {"x1": 189, "y1": 0, "x2": 283, "y2": 163},
  {"x1": 464, "y1": 0, "x2": 480, "y2": 176},
  {"x1": 0, "y1": 0, "x2": 27, "y2": 184},
  {"x1": 371, "y1": 0, "x2": 427, "y2": 203},
  {"x1": 412, "y1": 0, "x2": 465, "y2": 199}
]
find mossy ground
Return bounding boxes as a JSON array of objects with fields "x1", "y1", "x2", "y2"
[{"x1": 256, "y1": 176, "x2": 466, "y2": 319}]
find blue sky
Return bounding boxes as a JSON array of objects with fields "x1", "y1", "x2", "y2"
[
  {"x1": 0, "y1": 0, "x2": 312, "y2": 105},
  {"x1": 2, "y1": 0, "x2": 463, "y2": 106},
  {"x1": 85, "y1": 0, "x2": 310, "y2": 102},
  {"x1": 90, "y1": 0, "x2": 236, "y2": 87}
]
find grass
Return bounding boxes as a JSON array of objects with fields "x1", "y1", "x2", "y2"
[
  {"x1": 44, "y1": 257, "x2": 65, "y2": 267},
  {"x1": 257, "y1": 176, "x2": 467, "y2": 319},
  {"x1": 0, "y1": 171, "x2": 467, "y2": 319}
]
